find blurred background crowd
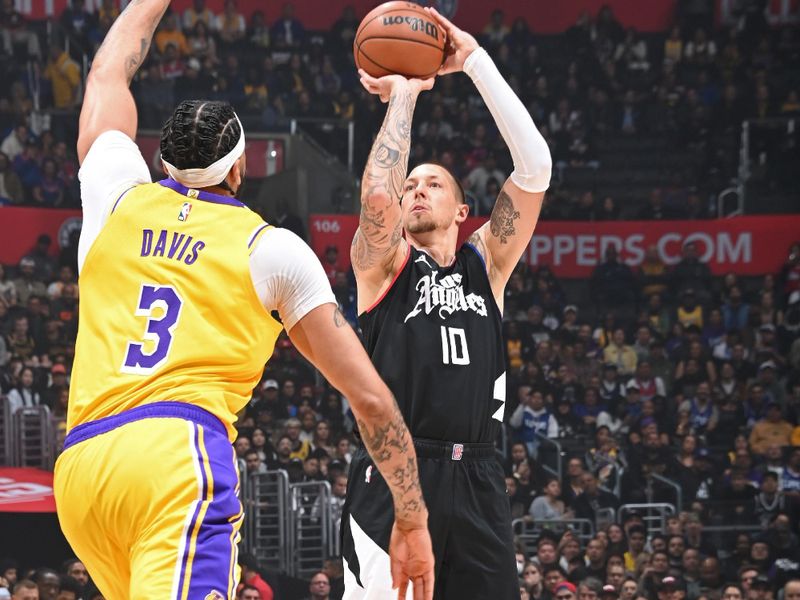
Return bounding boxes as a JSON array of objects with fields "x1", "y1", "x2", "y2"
[{"x1": 0, "y1": 0, "x2": 799, "y2": 599}]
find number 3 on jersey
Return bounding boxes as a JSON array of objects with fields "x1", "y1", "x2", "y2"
[
  {"x1": 121, "y1": 284, "x2": 183, "y2": 374},
  {"x1": 440, "y1": 326, "x2": 470, "y2": 365}
]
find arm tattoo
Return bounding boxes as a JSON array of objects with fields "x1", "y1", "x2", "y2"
[
  {"x1": 489, "y1": 190, "x2": 521, "y2": 244},
  {"x1": 124, "y1": 38, "x2": 148, "y2": 83},
  {"x1": 93, "y1": 0, "x2": 166, "y2": 86},
  {"x1": 333, "y1": 307, "x2": 347, "y2": 328},
  {"x1": 356, "y1": 406, "x2": 424, "y2": 520},
  {"x1": 353, "y1": 89, "x2": 417, "y2": 272}
]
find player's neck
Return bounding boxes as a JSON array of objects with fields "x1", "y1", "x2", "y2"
[
  {"x1": 200, "y1": 185, "x2": 234, "y2": 198},
  {"x1": 407, "y1": 231, "x2": 458, "y2": 268}
]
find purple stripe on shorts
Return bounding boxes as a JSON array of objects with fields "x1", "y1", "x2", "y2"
[
  {"x1": 176, "y1": 423, "x2": 207, "y2": 600},
  {"x1": 247, "y1": 224, "x2": 270, "y2": 249},
  {"x1": 158, "y1": 178, "x2": 246, "y2": 207},
  {"x1": 63, "y1": 401, "x2": 227, "y2": 451},
  {"x1": 184, "y1": 426, "x2": 243, "y2": 598}
]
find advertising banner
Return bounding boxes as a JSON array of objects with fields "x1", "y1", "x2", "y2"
[
  {"x1": 0, "y1": 207, "x2": 82, "y2": 265},
  {"x1": 0, "y1": 468, "x2": 56, "y2": 513},
  {"x1": 161, "y1": 0, "x2": 678, "y2": 34},
  {"x1": 309, "y1": 214, "x2": 800, "y2": 278}
]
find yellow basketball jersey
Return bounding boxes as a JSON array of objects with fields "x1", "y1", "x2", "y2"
[{"x1": 68, "y1": 179, "x2": 282, "y2": 440}]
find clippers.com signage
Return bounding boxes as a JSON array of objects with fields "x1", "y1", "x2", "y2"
[{"x1": 310, "y1": 215, "x2": 800, "y2": 278}]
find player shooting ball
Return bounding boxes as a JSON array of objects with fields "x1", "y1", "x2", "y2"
[{"x1": 344, "y1": 7, "x2": 552, "y2": 600}]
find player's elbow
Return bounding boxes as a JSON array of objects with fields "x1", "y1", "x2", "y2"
[
  {"x1": 349, "y1": 386, "x2": 394, "y2": 422},
  {"x1": 361, "y1": 189, "x2": 392, "y2": 208}
]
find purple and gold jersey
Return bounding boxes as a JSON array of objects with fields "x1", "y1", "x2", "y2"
[{"x1": 68, "y1": 179, "x2": 282, "y2": 440}]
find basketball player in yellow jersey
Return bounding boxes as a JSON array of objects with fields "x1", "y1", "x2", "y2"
[{"x1": 53, "y1": 2, "x2": 434, "y2": 599}]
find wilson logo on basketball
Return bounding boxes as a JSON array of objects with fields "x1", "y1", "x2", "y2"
[{"x1": 381, "y1": 16, "x2": 440, "y2": 40}]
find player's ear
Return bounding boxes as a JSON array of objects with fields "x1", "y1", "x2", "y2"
[
  {"x1": 226, "y1": 156, "x2": 244, "y2": 192},
  {"x1": 455, "y1": 201, "x2": 469, "y2": 224}
]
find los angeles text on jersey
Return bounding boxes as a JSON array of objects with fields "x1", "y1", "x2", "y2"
[
  {"x1": 404, "y1": 271, "x2": 487, "y2": 322},
  {"x1": 140, "y1": 228, "x2": 205, "y2": 265}
]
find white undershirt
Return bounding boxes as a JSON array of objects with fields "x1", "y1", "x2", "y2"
[{"x1": 78, "y1": 131, "x2": 335, "y2": 331}]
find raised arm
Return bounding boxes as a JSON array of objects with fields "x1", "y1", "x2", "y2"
[
  {"x1": 77, "y1": 0, "x2": 169, "y2": 164},
  {"x1": 428, "y1": 8, "x2": 552, "y2": 305},
  {"x1": 351, "y1": 73, "x2": 432, "y2": 312},
  {"x1": 288, "y1": 303, "x2": 434, "y2": 600}
]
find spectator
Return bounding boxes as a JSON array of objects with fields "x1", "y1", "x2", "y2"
[
  {"x1": 554, "y1": 580, "x2": 577, "y2": 600},
  {"x1": 679, "y1": 381, "x2": 718, "y2": 436},
  {"x1": 603, "y1": 329, "x2": 638, "y2": 376},
  {"x1": 238, "y1": 554, "x2": 273, "y2": 600},
  {"x1": 571, "y1": 472, "x2": 620, "y2": 522},
  {"x1": 510, "y1": 388, "x2": 558, "y2": 457},
  {"x1": 483, "y1": 9, "x2": 510, "y2": 46},
  {"x1": 530, "y1": 476, "x2": 571, "y2": 522},
  {"x1": 0, "y1": 152, "x2": 23, "y2": 204},
  {"x1": 749, "y1": 402, "x2": 793, "y2": 455},
  {"x1": 0, "y1": 124, "x2": 29, "y2": 161},
  {"x1": 591, "y1": 246, "x2": 637, "y2": 318},
  {"x1": 217, "y1": 0, "x2": 246, "y2": 46},
  {"x1": 43, "y1": 45, "x2": 81, "y2": 109},
  {"x1": 238, "y1": 585, "x2": 262, "y2": 600},
  {"x1": 271, "y1": 3, "x2": 304, "y2": 49},
  {"x1": 722, "y1": 286, "x2": 750, "y2": 331},
  {"x1": 187, "y1": 20, "x2": 218, "y2": 64},
  {"x1": 672, "y1": 243, "x2": 713, "y2": 302},
  {"x1": 5, "y1": 316, "x2": 35, "y2": 362},
  {"x1": 10, "y1": 580, "x2": 38, "y2": 600},
  {"x1": 182, "y1": 0, "x2": 216, "y2": 31},
  {"x1": 306, "y1": 571, "x2": 331, "y2": 600}
]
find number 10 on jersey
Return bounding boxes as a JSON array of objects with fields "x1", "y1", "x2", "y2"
[{"x1": 440, "y1": 326, "x2": 470, "y2": 365}]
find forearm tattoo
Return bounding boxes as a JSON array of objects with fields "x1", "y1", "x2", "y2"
[
  {"x1": 356, "y1": 405, "x2": 424, "y2": 521},
  {"x1": 352, "y1": 89, "x2": 417, "y2": 271}
]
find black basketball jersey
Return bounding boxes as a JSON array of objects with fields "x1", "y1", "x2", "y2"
[{"x1": 358, "y1": 243, "x2": 506, "y2": 444}]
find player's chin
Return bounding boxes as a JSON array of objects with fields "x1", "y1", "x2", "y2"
[{"x1": 405, "y1": 214, "x2": 437, "y2": 235}]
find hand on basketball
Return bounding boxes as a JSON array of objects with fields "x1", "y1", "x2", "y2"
[
  {"x1": 424, "y1": 6, "x2": 479, "y2": 75},
  {"x1": 358, "y1": 69, "x2": 435, "y2": 104},
  {"x1": 390, "y1": 520, "x2": 435, "y2": 600}
]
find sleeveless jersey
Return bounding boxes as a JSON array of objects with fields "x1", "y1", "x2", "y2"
[
  {"x1": 68, "y1": 179, "x2": 283, "y2": 440},
  {"x1": 358, "y1": 243, "x2": 506, "y2": 444}
]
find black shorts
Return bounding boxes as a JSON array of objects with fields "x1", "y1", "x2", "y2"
[{"x1": 341, "y1": 438, "x2": 520, "y2": 600}]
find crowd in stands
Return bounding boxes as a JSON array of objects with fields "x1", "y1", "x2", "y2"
[
  {"x1": 1, "y1": 0, "x2": 799, "y2": 211},
  {"x1": 1, "y1": 1, "x2": 800, "y2": 600}
]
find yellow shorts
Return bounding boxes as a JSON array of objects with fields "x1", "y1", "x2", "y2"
[{"x1": 54, "y1": 401, "x2": 243, "y2": 600}]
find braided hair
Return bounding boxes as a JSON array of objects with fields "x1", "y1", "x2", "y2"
[{"x1": 160, "y1": 100, "x2": 242, "y2": 173}]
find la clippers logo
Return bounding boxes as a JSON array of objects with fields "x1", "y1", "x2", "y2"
[
  {"x1": 405, "y1": 271, "x2": 487, "y2": 322},
  {"x1": 178, "y1": 202, "x2": 192, "y2": 222}
]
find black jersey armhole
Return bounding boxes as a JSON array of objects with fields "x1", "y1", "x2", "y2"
[
  {"x1": 359, "y1": 244, "x2": 412, "y2": 316},
  {"x1": 462, "y1": 242, "x2": 503, "y2": 320}
]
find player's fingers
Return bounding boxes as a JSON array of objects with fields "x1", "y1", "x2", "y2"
[
  {"x1": 397, "y1": 578, "x2": 409, "y2": 600},
  {"x1": 423, "y1": 569, "x2": 434, "y2": 600},
  {"x1": 411, "y1": 575, "x2": 424, "y2": 600},
  {"x1": 426, "y1": 6, "x2": 456, "y2": 35}
]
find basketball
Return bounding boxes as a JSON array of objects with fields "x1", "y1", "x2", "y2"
[{"x1": 354, "y1": 1, "x2": 446, "y2": 79}]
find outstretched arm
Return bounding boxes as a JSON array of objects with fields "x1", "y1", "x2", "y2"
[
  {"x1": 351, "y1": 73, "x2": 433, "y2": 313},
  {"x1": 77, "y1": 0, "x2": 169, "y2": 164},
  {"x1": 428, "y1": 8, "x2": 552, "y2": 307},
  {"x1": 288, "y1": 303, "x2": 434, "y2": 599}
]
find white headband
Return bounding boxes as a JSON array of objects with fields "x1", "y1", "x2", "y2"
[{"x1": 162, "y1": 114, "x2": 246, "y2": 188}]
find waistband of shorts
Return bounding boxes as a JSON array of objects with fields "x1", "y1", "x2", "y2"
[
  {"x1": 63, "y1": 401, "x2": 227, "y2": 451},
  {"x1": 412, "y1": 437, "x2": 496, "y2": 461}
]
